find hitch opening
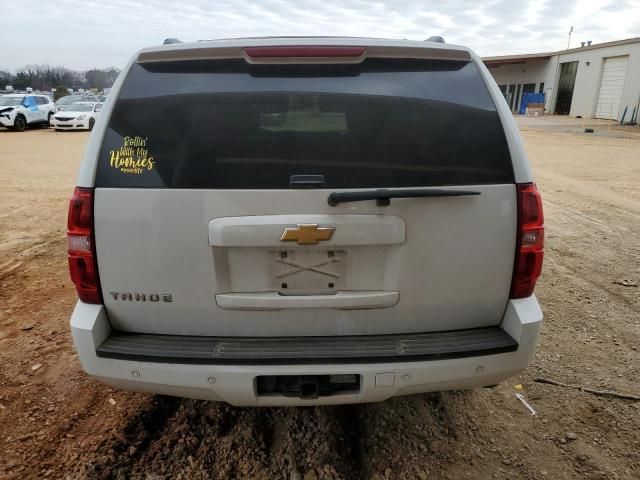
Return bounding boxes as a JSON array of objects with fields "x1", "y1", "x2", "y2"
[{"x1": 256, "y1": 374, "x2": 361, "y2": 399}]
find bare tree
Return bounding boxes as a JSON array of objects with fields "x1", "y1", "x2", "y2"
[{"x1": 9, "y1": 64, "x2": 120, "y2": 91}]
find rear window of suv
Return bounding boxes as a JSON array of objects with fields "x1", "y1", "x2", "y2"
[{"x1": 96, "y1": 58, "x2": 513, "y2": 188}]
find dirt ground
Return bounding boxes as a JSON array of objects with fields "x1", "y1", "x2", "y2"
[{"x1": 0, "y1": 119, "x2": 639, "y2": 480}]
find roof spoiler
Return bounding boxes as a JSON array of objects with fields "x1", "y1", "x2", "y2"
[{"x1": 139, "y1": 43, "x2": 469, "y2": 64}]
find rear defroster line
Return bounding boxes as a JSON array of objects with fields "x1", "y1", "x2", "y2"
[{"x1": 327, "y1": 188, "x2": 481, "y2": 207}]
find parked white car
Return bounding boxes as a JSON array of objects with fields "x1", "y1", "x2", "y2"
[
  {"x1": 0, "y1": 94, "x2": 55, "y2": 131},
  {"x1": 69, "y1": 37, "x2": 544, "y2": 406},
  {"x1": 56, "y1": 94, "x2": 100, "y2": 111},
  {"x1": 51, "y1": 102, "x2": 102, "y2": 131}
]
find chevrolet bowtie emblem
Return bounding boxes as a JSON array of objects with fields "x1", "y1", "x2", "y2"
[{"x1": 280, "y1": 224, "x2": 335, "y2": 245}]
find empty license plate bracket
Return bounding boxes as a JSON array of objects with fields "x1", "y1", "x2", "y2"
[{"x1": 270, "y1": 250, "x2": 346, "y2": 294}]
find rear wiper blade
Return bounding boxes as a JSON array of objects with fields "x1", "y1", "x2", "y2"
[{"x1": 327, "y1": 188, "x2": 481, "y2": 207}]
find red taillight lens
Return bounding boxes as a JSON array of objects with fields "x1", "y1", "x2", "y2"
[
  {"x1": 243, "y1": 46, "x2": 366, "y2": 58},
  {"x1": 510, "y1": 183, "x2": 544, "y2": 299},
  {"x1": 67, "y1": 187, "x2": 102, "y2": 303}
]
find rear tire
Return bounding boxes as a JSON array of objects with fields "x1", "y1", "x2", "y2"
[
  {"x1": 88, "y1": 118, "x2": 95, "y2": 131},
  {"x1": 47, "y1": 112, "x2": 53, "y2": 127},
  {"x1": 13, "y1": 115, "x2": 26, "y2": 132}
]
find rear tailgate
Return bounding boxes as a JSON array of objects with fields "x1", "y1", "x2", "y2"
[{"x1": 92, "y1": 44, "x2": 516, "y2": 337}]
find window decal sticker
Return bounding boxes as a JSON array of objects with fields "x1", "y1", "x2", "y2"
[
  {"x1": 109, "y1": 136, "x2": 155, "y2": 175},
  {"x1": 24, "y1": 96, "x2": 38, "y2": 111}
]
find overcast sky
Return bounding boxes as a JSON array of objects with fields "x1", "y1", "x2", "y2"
[{"x1": 1, "y1": 0, "x2": 639, "y2": 71}]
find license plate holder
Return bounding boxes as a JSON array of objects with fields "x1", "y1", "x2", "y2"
[{"x1": 270, "y1": 250, "x2": 346, "y2": 294}]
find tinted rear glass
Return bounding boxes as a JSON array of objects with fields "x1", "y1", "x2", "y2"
[{"x1": 96, "y1": 58, "x2": 513, "y2": 188}]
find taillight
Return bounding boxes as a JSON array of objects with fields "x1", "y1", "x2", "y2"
[
  {"x1": 67, "y1": 187, "x2": 102, "y2": 303},
  {"x1": 510, "y1": 183, "x2": 544, "y2": 298},
  {"x1": 243, "y1": 46, "x2": 366, "y2": 58}
]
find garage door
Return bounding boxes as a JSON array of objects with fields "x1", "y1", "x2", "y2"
[{"x1": 595, "y1": 56, "x2": 629, "y2": 120}]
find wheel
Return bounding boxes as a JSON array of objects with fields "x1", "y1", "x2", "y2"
[
  {"x1": 13, "y1": 115, "x2": 26, "y2": 132},
  {"x1": 88, "y1": 118, "x2": 95, "y2": 131},
  {"x1": 47, "y1": 112, "x2": 53, "y2": 127}
]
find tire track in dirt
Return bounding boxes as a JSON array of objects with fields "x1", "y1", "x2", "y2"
[
  {"x1": 78, "y1": 396, "x2": 183, "y2": 479},
  {"x1": 80, "y1": 399, "x2": 365, "y2": 479},
  {"x1": 0, "y1": 234, "x2": 65, "y2": 282},
  {"x1": 541, "y1": 191, "x2": 640, "y2": 310},
  {"x1": 76, "y1": 392, "x2": 481, "y2": 480}
]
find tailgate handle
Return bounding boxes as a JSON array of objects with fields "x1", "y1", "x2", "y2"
[
  {"x1": 327, "y1": 188, "x2": 481, "y2": 207},
  {"x1": 216, "y1": 291, "x2": 399, "y2": 310}
]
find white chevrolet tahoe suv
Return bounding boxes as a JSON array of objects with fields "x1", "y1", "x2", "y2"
[{"x1": 68, "y1": 37, "x2": 544, "y2": 406}]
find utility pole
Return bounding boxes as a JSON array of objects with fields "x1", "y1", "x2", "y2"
[{"x1": 567, "y1": 26, "x2": 574, "y2": 49}]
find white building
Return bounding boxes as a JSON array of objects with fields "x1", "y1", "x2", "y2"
[{"x1": 484, "y1": 37, "x2": 640, "y2": 121}]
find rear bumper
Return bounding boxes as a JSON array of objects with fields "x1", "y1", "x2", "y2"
[{"x1": 70, "y1": 298, "x2": 542, "y2": 406}]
